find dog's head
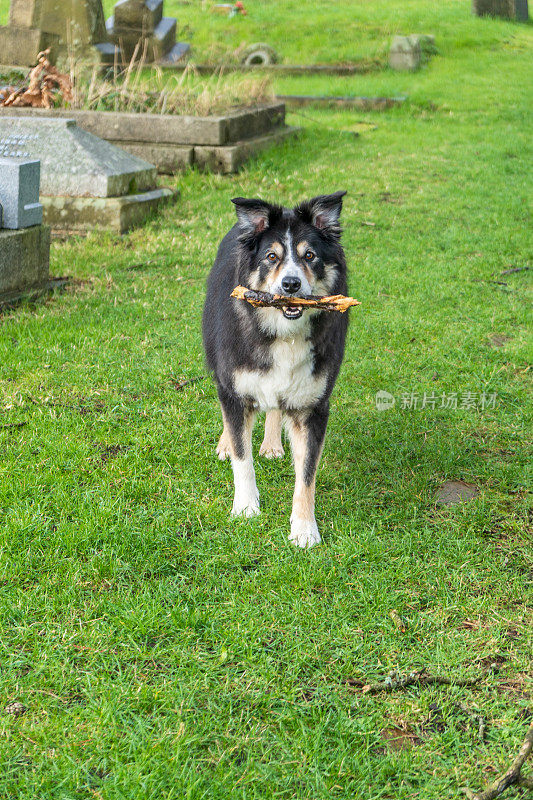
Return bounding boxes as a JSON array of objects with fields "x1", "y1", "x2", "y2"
[{"x1": 232, "y1": 192, "x2": 347, "y2": 327}]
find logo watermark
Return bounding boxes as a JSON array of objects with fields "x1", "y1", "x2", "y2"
[{"x1": 375, "y1": 390, "x2": 498, "y2": 411}]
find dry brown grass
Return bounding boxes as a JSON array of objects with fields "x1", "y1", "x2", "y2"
[{"x1": 70, "y1": 52, "x2": 273, "y2": 116}]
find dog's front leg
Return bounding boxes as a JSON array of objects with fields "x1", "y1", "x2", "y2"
[
  {"x1": 259, "y1": 409, "x2": 284, "y2": 458},
  {"x1": 218, "y1": 389, "x2": 259, "y2": 517},
  {"x1": 286, "y1": 404, "x2": 329, "y2": 548}
]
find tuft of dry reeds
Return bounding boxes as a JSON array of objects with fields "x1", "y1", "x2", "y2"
[{"x1": 71, "y1": 47, "x2": 273, "y2": 116}]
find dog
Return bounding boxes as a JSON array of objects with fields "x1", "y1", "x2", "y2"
[{"x1": 202, "y1": 191, "x2": 349, "y2": 548}]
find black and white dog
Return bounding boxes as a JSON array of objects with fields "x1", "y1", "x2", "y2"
[{"x1": 202, "y1": 192, "x2": 349, "y2": 548}]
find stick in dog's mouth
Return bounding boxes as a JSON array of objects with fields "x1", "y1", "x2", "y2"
[{"x1": 230, "y1": 285, "x2": 361, "y2": 314}]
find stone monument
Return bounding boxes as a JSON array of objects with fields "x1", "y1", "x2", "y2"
[
  {"x1": 472, "y1": 0, "x2": 529, "y2": 19},
  {"x1": 106, "y1": 0, "x2": 190, "y2": 63},
  {"x1": 0, "y1": 155, "x2": 50, "y2": 303},
  {"x1": 389, "y1": 34, "x2": 436, "y2": 71},
  {"x1": 0, "y1": 116, "x2": 174, "y2": 233},
  {"x1": 0, "y1": 155, "x2": 42, "y2": 227},
  {"x1": 0, "y1": 0, "x2": 116, "y2": 67}
]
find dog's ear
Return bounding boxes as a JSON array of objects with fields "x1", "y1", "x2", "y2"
[
  {"x1": 295, "y1": 191, "x2": 346, "y2": 238},
  {"x1": 231, "y1": 197, "x2": 272, "y2": 237}
]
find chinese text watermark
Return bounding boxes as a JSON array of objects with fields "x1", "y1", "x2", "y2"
[{"x1": 375, "y1": 390, "x2": 498, "y2": 412}]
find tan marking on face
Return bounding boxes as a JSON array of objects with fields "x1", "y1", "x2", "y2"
[
  {"x1": 296, "y1": 240, "x2": 310, "y2": 258},
  {"x1": 268, "y1": 241, "x2": 284, "y2": 259},
  {"x1": 314, "y1": 263, "x2": 338, "y2": 295}
]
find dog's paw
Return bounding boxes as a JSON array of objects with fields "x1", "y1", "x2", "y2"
[
  {"x1": 231, "y1": 494, "x2": 261, "y2": 518},
  {"x1": 216, "y1": 443, "x2": 231, "y2": 461},
  {"x1": 259, "y1": 442, "x2": 285, "y2": 459},
  {"x1": 289, "y1": 517, "x2": 321, "y2": 549},
  {"x1": 216, "y1": 434, "x2": 231, "y2": 461}
]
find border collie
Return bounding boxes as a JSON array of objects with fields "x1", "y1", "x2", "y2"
[{"x1": 202, "y1": 192, "x2": 349, "y2": 548}]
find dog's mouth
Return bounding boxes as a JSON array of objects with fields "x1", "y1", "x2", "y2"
[{"x1": 282, "y1": 306, "x2": 303, "y2": 320}]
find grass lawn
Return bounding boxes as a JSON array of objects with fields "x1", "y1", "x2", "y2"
[{"x1": 1, "y1": 3, "x2": 532, "y2": 799}]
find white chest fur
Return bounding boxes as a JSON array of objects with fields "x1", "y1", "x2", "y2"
[{"x1": 234, "y1": 336, "x2": 327, "y2": 411}]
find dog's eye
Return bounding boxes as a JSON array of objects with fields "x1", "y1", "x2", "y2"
[
  {"x1": 266, "y1": 252, "x2": 277, "y2": 262},
  {"x1": 304, "y1": 250, "x2": 315, "y2": 262}
]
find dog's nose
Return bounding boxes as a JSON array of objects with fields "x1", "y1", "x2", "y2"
[{"x1": 281, "y1": 276, "x2": 301, "y2": 294}]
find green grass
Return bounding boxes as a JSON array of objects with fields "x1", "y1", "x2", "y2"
[
  {"x1": 1, "y1": 3, "x2": 532, "y2": 799},
  {"x1": 1, "y1": 0, "x2": 531, "y2": 64}
]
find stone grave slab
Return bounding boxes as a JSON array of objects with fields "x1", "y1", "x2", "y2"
[
  {"x1": 0, "y1": 116, "x2": 174, "y2": 233},
  {"x1": 0, "y1": 157, "x2": 42, "y2": 228}
]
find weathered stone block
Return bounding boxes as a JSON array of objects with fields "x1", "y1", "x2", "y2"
[
  {"x1": 472, "y1": 0, "x2": 528, "y2": 19},
  {"x1": 193, "y1": 127, "x2": 299, "y2": 174},
  {"x1": 0, "y1": 104, "x2": 287, "y2": 146},
  {"x1": 0, "y1": 25, "x2": 59, "y2": 66},
  {"x1": 114, "y1": 0, "x2": 163, "y2": 33},
  {"x1": 115, "y1": 141, "x2": 194, "y2": 173},
  {"x1": 389, "y1": 36, "x2": 421, "y2": 71},
  {"x1": 0, "y1": 157, "x2": 42, "y2": 228},
  {"x1": 0, "y1": 224, "x2": 50, "y2": 303},
  {"x1": 41, "y1": 187, "x2": 174, "y2": 233}
]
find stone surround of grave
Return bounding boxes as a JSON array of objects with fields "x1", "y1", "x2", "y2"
[
  {"x1": 472, "y1": 0, "x2": 529, "y2": 19},
  {"x1": 0, "y1": 102, "x2": 297, "y2": 174},
  {"x1": 0, "y1": 116, "x2": 174, "y2": 233},
  {"x1": 106, "y1": 0, "x2": 190, "y2": 64},
  {"x1": 0, "y1": 0, "x2": 116, "y2": 67},
  {"x1": 0, "y1": 156, "x2": 50, "y2": 303}
]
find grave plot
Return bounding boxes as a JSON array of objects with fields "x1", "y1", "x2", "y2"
[
  {"x1": 0, "y1": 102, "x2": 297, "y2": 174},
  {"x1": 0, "y1": 116, "x2": 174, "y2": 233}
]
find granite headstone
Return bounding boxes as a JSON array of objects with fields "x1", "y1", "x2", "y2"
[
  {"x1": 0, "y1": 154, "x2": 49, "y2": 303},
  {"x1": 0, "y1": 156, "x2": 42, "y2": 228}
]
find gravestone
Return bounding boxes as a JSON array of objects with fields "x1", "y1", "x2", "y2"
[
  {"x1": 0, "y1": 156, "x2": 42, "y2": 228},
  {"x1": 0, "y1": 156, "x2": 49, "y2": 303},
  {"x1": 389, "y1": 34, "x2": 436, "y2": 71},
  {"x1": 106, "y1": 0, "x2": 190, "y2": 63},
  {"x1": 0, "y1": 116, "x2": 173, "y2": 233},
  {"x1": 0, "y1": 0, "x2": 116, "y2": 67},
  {"x1": 472, "y1": 0, "x2": 529, "y2": 19},
  {"x1": 389, "y1": 36, "x2": 421, "y2": 71}
]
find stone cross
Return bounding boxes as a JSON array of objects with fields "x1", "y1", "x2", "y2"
[{"x1": 0, "y1": 156, "x2": 43, "y2": 229}]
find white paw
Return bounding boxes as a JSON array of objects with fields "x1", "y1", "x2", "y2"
[
  {"x1": 231, "y1": 494, "x2": 261, "y2": 518},
  {"x1": 216, "y1": 443, "x2": 231, "y2": 461},
  {"x1": 259, "y1": 443, "x2": 285, "y2": 459},
  {"x1": 289, "y1": 517, "x2": 321, "y2": 549}
]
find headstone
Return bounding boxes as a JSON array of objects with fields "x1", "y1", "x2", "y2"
[
  {"x1": 0, "y1": 116, "x2": 173, "y2": 233},
  {"x1": 106, "y1": 0, "x2": 190, "y2": 63},
  {"x1": 472, "y1": 0, "x2": 529, "y2": 19},
  {"x1": 0, "y1": 157, "x2": 42, "y2": 228},
  {"x1": 389, "y1": 36, "x2": 421, "y2": 71},
  {"x1": 0, "y1": 0, "x2": 116, "y2": 67},
  {"x1": 0, "y1": 155, "x2": 49, "y2": 303}
]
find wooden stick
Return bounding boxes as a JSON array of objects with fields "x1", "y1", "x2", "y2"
[
  {"x1": 461, "y1": 721, "x2": 533, "y2": 800},
  {"x1": 231, "y1": 285, "x2": 361, "y2": 313}
]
